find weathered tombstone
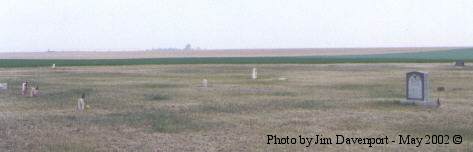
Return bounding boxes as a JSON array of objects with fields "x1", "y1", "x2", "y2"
[
  {"x1": 30, "y1": 87, "x2": 36, "y2": 97},
  {"x1": 202, "y1": 79, "x2": 208, "y2": 88},
  {"x1": 0, "y1": 83, "x2": 7, "y2": 92},
  {"x1": 30, "y1": 86, "x2": 39, "y2": 97},
  {"x1": 454, "y1": 60, "x2": 465, "y2": 67},
  {"x1": 34, "y1": 86, "x2": 39, "y2": 96},
  {"x1": 251, "y1": 68, "x2": 257, "y2": 80},
  {"x1": 401, "y1": 71, "x2": 438, "y2": 107},
  {"x1": 77, "y1": 94, "x2": 86, "y2": 112},
  {"x1": 52, "y1": 64, "x2": 56, "y2": 69},
  {"x1": 21, "y1": 81, "x2": 29, "y2": 96}
]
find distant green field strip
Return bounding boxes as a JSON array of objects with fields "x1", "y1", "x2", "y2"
[
  {"x1": 1, "y1": 48, "x2": 472, "y2": 67},
  {"x1": 344, "y1": 48, "x2": 473, "y2": 60}
]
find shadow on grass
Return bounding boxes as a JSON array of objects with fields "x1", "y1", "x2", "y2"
[
  {"x1": 271, "y1": 91, "x2": 298, "y2": 97},
  {"x1": 42, "y1": 143, "x2": 96, "y2": 152},
  {"x1": 195, "y1": 100, "x2": 334, "y2": 114},
  {"x1": 363, "y1": 100, "x2": 420, "y2": 111},
  {"x1": 42, "y1": 88, "x2": 95, "y2": 101},
  {"x1": 143, "y1": 93, "x2": 171, "y2": 101},
  {"x1": 93, "y1": 109, "x2": 207, "y2": 133},
  {"x1": 142, "y1": 83, "x2": 184, "y2": 89},
  {"x1": 330, "y1": 84, "x2": 403, "y2": 98},
  {"x1": 44, "y1": 108, "x2": 209, "y2": 133}
]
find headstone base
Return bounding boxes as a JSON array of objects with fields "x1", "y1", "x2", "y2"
[{"x1": 401, "y1": 99, "x2": 439, "y2": 107}]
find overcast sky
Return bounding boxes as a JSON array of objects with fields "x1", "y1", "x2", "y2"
[{"x1": 1, "y1": 0, "x2": 472, "y2": 52}]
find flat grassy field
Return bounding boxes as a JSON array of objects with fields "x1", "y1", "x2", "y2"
[
  {"x1": 0, "y1": 63, "x2": 472, "y2": 151},
  {"x1": 1, "y1": 48, "x2": 473, "y2": 68}
]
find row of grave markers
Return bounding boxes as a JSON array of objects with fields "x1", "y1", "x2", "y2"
[
  {"x1": 21, "y1": 81, "x2": 40, "y2": 97},
  {"x1": 201, "y1": 68, "x2": 257, "y2": 87},
  {"x1": 206, "y1": 68, "x2": 440, "y2": 107},
  {"x1": 4, "y1": 81, "x2": 88, "y2": 112}
]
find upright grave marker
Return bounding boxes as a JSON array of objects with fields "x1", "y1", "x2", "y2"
[
  {"x1": 30, "y1": 86, "x2": 39, "y2": 97},
  {"x1": 202, "y1": 79, "x2": 208, "y2": 88},
  {"x1": 251, "y1": 68, "x2": 257, "y2": 80},
  {"x1": 77, "y1": 94, "x2": 86, "y2": 112},
  {"x1": 401, "y1": 71, "x2": 438, "y2": 107},
  {"x1": 0, "y1": 83, "x2": 7, "y2": 92},
  {"x1": 52, "y1": 64, "x2": 56, "y2": 69},
  {"x1": 21, "y1": 81, "x2": 29, "y2": 96},
  {"x1": 454, "y1": 60, "x2": 465, "y2": 67}
]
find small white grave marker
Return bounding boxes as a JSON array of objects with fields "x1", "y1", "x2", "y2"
[
  {"x1": 0, "y1": 83, "x2": 7, "y2": 92},
  {"x1": 251, "y1": 68, "x2": 257, "y2": 80},
  {"x1": 21, "y1": 81, "x2": 29, "y2": 96},
  {"x1": 30, "y1": 86, "x2": 39, "y2": 97},
  {"x1": 202, "y1": 79, "x2": 208, "y2": 88},
  {"x1": 52, "y1": 64, "x2": 56, "y2": 68},
  {"x1": 77, "y1": 94, "x2": 86, "y2": 112}
]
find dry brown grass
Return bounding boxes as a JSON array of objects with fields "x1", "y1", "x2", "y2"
[{"x1": 0, "y1": 63, "x2": 472, "y2": 151}]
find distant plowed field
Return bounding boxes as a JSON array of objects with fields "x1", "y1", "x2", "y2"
[
  {"x1": 1, "y1": 48, "x2": 473, "y2": 68},
  {"x1": 0, "y1": 47, "x2": 459, "y2": 59}
]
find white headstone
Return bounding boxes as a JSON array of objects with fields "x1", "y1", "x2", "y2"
[
  {"x1": 202, "y1": 79, "x2": 208, "y2": 88},
  {"x1": 21, "y1": 82, "x2": 28, "y2": 95},
  {"x1": 251, "y1": 68, "x2": 257, "y2": 80},
  {"x1": 52, "y1": 64, "x2": 56, "y2": 68},
  {"x1": 30, "y1": 87, "x2": 36, "y2": 97},
  {"x1": 402, "y1": 71, "x2": 438, "y2": 107},
  {"x1": 77, "y1": 98, "x2": 85, "y2": 112},
  {"x1": 407, "y1": 75, "x2": 423, "y2": 100},
  {"x1": 0, "y1": 83, "x2": 7, "y2": 92}
]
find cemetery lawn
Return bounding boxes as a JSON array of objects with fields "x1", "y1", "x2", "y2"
[{"x1": 0, "y1": 63, "x2": 472, "y2": 151}]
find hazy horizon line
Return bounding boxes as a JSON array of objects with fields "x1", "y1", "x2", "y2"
[{"x1": 1, "y1": 45, "x2": 471, "y2": 53}]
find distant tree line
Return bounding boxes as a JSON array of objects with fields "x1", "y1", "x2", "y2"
[{"x1": 146, "y1": 44, "x2": 202, "y2": 51}]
